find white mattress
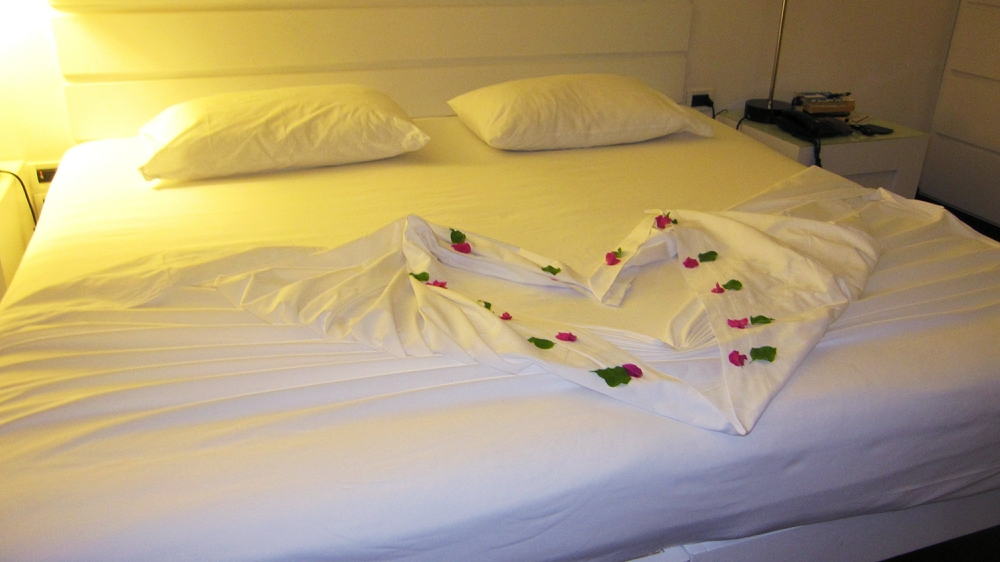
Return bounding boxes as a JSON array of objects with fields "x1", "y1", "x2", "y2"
[{"x1": 2, "y1": 114, "x2": 1000, "y2": 562}]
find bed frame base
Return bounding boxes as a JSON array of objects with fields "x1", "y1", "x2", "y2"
[{"x1": 636, "y1": 488, "x2": 1000, "y2": 562}]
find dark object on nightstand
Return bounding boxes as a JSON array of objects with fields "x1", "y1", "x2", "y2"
[
  {"x1": 744, "y1": 98, "x2": 794, "y2": 124},
  {"x1": 852, "y1": 124, "x2": 894, "y2": 136},
  {"x1": 774, "y1": 110, "x2": 852, "y2": 141}
]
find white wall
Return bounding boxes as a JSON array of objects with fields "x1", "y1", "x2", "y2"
[
  {"x1": 920, "y1": 0, "x2": 1000, "y2": 224},
  {"x1": 687, "y1": 0, "x2": 960, "y2": 132},
  {"x1": 0, "y1": 0, "x2": 961, "y2": 163},
  {"x1": 0, "y1": 0, "x2": 75, "y2": 163}
]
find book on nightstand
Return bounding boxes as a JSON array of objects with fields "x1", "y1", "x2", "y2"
[{"x1": 793, "y1": 92, "x2": 856, "y2": 116}]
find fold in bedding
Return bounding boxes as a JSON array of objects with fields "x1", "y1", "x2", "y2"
[{"x1": 0, "y1": 168, "x2": 879, "y2": 435}]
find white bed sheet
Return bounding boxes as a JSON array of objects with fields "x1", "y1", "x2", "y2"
[{"x1": 2, "y1": 115, "x2": 1000, "y2": 562}]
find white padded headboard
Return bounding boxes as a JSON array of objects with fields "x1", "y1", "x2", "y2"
[{"x1": 48, "y1": 0, "x2": 693, "y2": 141}]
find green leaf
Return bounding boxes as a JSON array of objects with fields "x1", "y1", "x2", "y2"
[
  {"x1": 528, "y1": 337, "x2": 555, "y2": 349},
  {"x1": 409, "y1": 272, "x2": 430, "y2": 282},
  {"x1": 722, "y1": 279, "x2": 743, "y2": 291},
  {"x1": 750, "y1": 346, "x2": 777, "y2": 362},
  {"x1": 450, "y1": 229, "x2": 466, "y2": 244},
  {"x1": 541, "y1": 265, "x2": 561, "y2": 275},
  {"x1": 698, "y1": 251, "x2": 718, "y2": 262},
  {"x1": 479, "y1": 300, "x2": 492, "y2": 310},
  {"x1": 614, "y1": 247, "x2": 624, "y2": 258},
  {"x1": 750, "y1": 315, "x2": 774, "y2": 325},
  {"x1": 593, "y1": 366, "x2": 632, "y2": 387}
]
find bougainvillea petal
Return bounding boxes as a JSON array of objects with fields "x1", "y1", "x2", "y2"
[
  {"x1": 555, "y1": 332, "x2": 577, "y2": 342},
  {"x1": 593, "y1": 366, "x2": 632, "y2": 387},
  {"x1": 655, "y1": 215, "x2": 670, "y2": 229},
  {"x1": 426, "y1": 280, "x2": 447, "y2": 288},
  {"x1": 541, "y1": 265, "x2": 561, "y2": 275},
  {"x1": 683, "y1": 257, "x2": 699, "y2": 268},
  {"x1": 500, "y1": 312, "x2": 512, "y2": 320},
  {"x1": 698, "y1": 251, "x2": 718, "y2": 262},
  {"x1": 728, "y1": 350, "x2": 748, "y2": 367},
  {"x1": 722, "y1": 279, "x2": 743, "y2": 291},
  {"x1": 449, "y1": 229, "x2": 466, "y2": 244},
  {"x1": 452, "y1": 242, "x2": 472, "y2": 254},
  {"x1": 623, "y1": 363, "x2": 643, "y2": 378},
  {"x1": 750, "y1": 346, "x2": 777, "y2": 362},
  {"x1": 528, "y1": 337, "x2": 555, "y2": 349},
  {"x1": 711, "y1": 283, "x2": 725, "y2": 294},
  {"x1": 605, "y1": 252, "x2": 621, "y2": 266},
  {"x1": 727, "y1": 318, "x2": 749, "y2": 329},
  {"x1": 750, "y1": 315, "x2": 774, "y2": 325},
  {"x1": 410, "y1": 272, "x2": 430, "y2": 282}
]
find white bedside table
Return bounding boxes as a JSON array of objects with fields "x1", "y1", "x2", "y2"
[
  {"x1": 0, "y1": 161, "x2": 35, "y2": 300},
  {"x1": 718, "y1": 110, "x2": 929, "y2": 198}
]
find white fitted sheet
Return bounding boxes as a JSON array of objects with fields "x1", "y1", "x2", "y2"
[{"x1": 2, "y1": 114, "x2": 1000, "y2": 562}]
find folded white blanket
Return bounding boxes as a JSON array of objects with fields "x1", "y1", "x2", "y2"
[
  {"x1": 183, "y1": 196, "x2": 877, "y2": 434},
  {"x1": 0, "y1": 168, "x2": 879, "y2": 435}
]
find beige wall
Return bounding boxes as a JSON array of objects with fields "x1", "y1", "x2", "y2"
[
  {"x1": 687, "y1": 0, "x2": 960, "y2": 131},
  {"x1": 1, "y1": 0, "x2": 961, "y2": 164},
  {"x1": 0, "y1": 0, "x2": 75, "y2": 163},
  {"x1": 920, "y1": 0, "x2": 1000, "y2": 224}
]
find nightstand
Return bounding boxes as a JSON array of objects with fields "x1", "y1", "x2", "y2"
[
  {"x1": 0, "y1": 161, "x2": 35, "y2": 299},
  {"x1": 718, "y1": 110, "x2": 929, "y2": 198}
]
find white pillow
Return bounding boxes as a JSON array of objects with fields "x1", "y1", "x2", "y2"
[
  {"x1": 138, "y1": 84, "x2": 430, "y2": 181},
  {"x1": 447, "y1": 74, "x2": 712, "y2": 151}
]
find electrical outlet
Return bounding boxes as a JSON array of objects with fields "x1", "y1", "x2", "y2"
[
  {"x1": 688, "y1": 89, "x2": 715, "y2": 108},
  {"x1": 28, "y1": 161, "x2": 60, "y2": 215},
  {"x1": 36, "y1": 167, "x2": 57, "y2": 183}
]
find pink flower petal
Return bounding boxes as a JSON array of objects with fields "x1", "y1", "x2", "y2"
[
  {"x1": 605, "y1": 252, "x2": 621, "y2": 266},
  {"x1": 655, "y1": 215, "x2": 670, "y2": 229},
  {"x1": 683, "y1": 257, "x2": 699, "y2": 268},
  {"x1": 711, "y1": 283, "x2": 725, "y2": 294},
  {"x1": 555, "y1": 332, "x2": 577, "y2": 342},
  {"x1": 728, "y1": 350, "x2": 748, "y2": 367},
  {"x1": 500, "y1": 312, "x2": 512, "y2": 320},
  {"x1": 451, "y1": 242, "x2": 471, "y2": 254},
  {"x1": 623, "y1": 363, "x2": 643, "y2": 378},
  {"x1": 727, "y1": 318, "x2": 749, "y2": 329},
  {"x1": 426, "y1": 280, "x2": 447, "y2": 289}
]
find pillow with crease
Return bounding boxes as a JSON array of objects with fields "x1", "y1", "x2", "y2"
[
  {"x1": 447, "y1": 74, "x2": 713, "y2": 151},
  {"x1": 138, "y1": 84, "x2": 430, "y2": 181}
]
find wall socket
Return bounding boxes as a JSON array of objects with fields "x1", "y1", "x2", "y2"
[
  {"x1": 29, "y1": 161, "x2": 60, "y2": 214},
  {"x1": 687, "y1": 89, "x2": 715, "y2": 108},
  {"x1": 36, "y1": 167, "x2": 57, "y2": 183}
]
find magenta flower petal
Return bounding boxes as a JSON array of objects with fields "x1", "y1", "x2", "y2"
[
  {"x1": 683, "y1": 257, "x2": 699, "y2": 268},
  {"x1": 555, "y1": 332, "x2": 577, "y2": 342},
  {"x1": 605, "y1": 252, "x2": 621, "y2": 266},
  {"x1": 711, "y1": 283, "x2": 725, "y2": 294},
  {"x1": 426, "y1": 280, "x2": 447, "y2": 289},
  {"x1": 623, "y1": 363, "x2": 643, "y2": 378},
  {"x1": 500, "y1": 312, "x2": 512, "y2": 320},
  {"x1": 727, "y1": 318, "x2": 749, "y2": 329},
  {"x1": 655, "y1": 215, "x2": 670, "y2": 229},
  {"x1": 728, "y1": 350, "x2": 748, "y2": 367},
  {"x1": 452, "y1": 242, "x2": 471, "y2": 254}
]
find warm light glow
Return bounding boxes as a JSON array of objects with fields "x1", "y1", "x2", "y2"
[{"x1": 0, "y1": 0, "x2": 75, "y2": 162}]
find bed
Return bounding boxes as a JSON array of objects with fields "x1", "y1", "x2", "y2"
[{"x1": 3, "y1": 2, "x2": 1000, "y2": 561}]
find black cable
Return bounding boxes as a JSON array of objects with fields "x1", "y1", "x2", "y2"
[
  {"x1": 0, "y1": 170, "x2": 38, "y2": 225},
  {"x1": 736, "y1": 116, "x2": 747, "y2": 130},
  {"x1": 811, "y1": 138, "x2": 822, "y2": 168}
]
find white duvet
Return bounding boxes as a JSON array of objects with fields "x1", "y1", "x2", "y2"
[{"x1": 3, "y1": 161, "x2": 1000, "y2": 562}]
